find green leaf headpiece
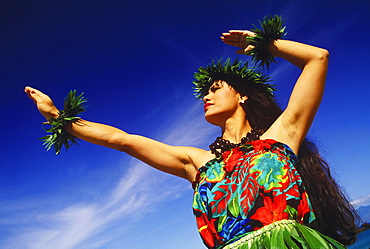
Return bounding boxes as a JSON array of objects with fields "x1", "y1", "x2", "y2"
[{"x1": 193, "y1": 58, "x2": 275, "y2": 100}]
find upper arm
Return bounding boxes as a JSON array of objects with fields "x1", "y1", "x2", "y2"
[
  {"x1": 66, "y1": 120, "x2": 210, "y2": 181},
  {"x1": 113, "y1": 133, "x2": 209, "y2": 181},
  {"x1": 263, "y1": 41, "x2": 329, "y2": 153}
]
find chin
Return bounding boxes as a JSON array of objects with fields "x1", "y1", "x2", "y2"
[{"x1": 204, "y1": 112, "x2": 225, "y2": 127}]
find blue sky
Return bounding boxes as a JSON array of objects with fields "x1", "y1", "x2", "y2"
[{"x1": 1, "y1": 0, "x2": 370, "y2": 248}]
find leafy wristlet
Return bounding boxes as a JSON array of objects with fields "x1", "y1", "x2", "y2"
[
  {"x1": 247, "y1": 15, "x2": 287, "y2": 69},
  {"x1": 41, "y1": 90, "x2": 87, "y2": 154}
]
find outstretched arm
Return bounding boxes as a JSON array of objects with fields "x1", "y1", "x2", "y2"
[
  {"x1": 25, "y1": 87, "x2": 210, "y2": 181},
  {"x1": 221, "y1": 31, "x2": 329, "y2": 154}
]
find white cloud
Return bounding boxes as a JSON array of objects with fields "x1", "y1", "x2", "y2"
[
  {"x1": 1, "y1": 99, "x2": 210, "y2": 249},
  {"x1": 162, "y1": 101, "x2": 218, "y2": 147},
  {"x1": 2, "y1": 160, "x2": 186, "y2": 249},
  {"x1": 351, "y1": 194, "x2": 370, "y2": 209}
]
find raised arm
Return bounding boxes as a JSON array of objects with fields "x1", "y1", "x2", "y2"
[
  {"x1": 25, "y1": 87, "x2": 210, "y2": 181},
  {"x1": 221, "y1": 31, "x2": 329, "y2": 154},
  {"x1": 266, "y1": 40, "x2": 329, "y2": 148}
]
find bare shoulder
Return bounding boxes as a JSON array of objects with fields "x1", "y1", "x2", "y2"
[
  {"x1": 260, "y1": 115, "x2": 301, "y2": 155},
  {"x1": 184, "y1": 147, "x2": 214, "y2": 169},
  {"x1": 181, "y1": 146, "x2": 214, "y2": 181}
]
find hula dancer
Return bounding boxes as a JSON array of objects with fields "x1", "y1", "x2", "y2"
[{"x1": 25, "y1": 16, "x2": 360, "y2": 248}]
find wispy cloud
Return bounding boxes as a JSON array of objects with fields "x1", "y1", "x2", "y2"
[
  {"x1": 351, "y1": 194, "x2": 370, "y2": 209},
  {"x1": 0, "y1": 99, "x2": 211, "y2": 249},
  {"x1": 162, "y1": 100, "x2": 218, "y2": 146},
  {"x1": 1, "y1": 160, "x2": 181, "y2": 249}
]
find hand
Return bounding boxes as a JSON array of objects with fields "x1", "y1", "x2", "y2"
[
  {"x1": 24, "y1": 86, "x2": 60, "y2": 120},
  {"x1": 220, "y1": 30, "x2": 256, "y2": 54}
]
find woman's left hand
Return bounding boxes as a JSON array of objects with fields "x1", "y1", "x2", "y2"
[{"x1": 220, "y1": 30, "x2": 256, "y2": 54}]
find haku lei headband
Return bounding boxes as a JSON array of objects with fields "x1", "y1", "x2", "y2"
[{"x1": 192, "y1": 58, "x2": 276, "y2": 100}]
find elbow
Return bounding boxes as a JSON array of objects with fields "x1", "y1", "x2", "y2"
[
  {"x1": 316, "y1": 48, "x2": 330, "y2": 63},
  {"x1": 302, "y1": 48, "x2": 329, "y2": 69}
]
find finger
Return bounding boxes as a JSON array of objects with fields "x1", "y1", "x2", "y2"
[
  {"x1": 24, "y1": 86, "x2": 32, "y2": 94},
  {"x1": 24, "y1": 86, "x2": 36, "y2": 101},
  {"x1": 245, "y1": 44, "x2": 256, "y2": 52},
  {"x1": 221, "y1": 34, "x2": 243, "y2": 44},
  {"x1": 227, "y1": 30, "x2": 247, "y2": 34},
  {"x1": 228, "y1": 30, "x2": 256, "y2": 37},
  {"x1": 222, "y1": 31, "x2": 243, "y2": 37},
  {"x1": 24, "y1": 87, "x2": 45, "y2": 103},
  {"x1": 236, "y1": 49, "x2": 244, "y2": 55},
  {"x1": 222, "y1": 31, "x2": 243, "y2": 39},
  {"x1": 24, "y1": 86, "x2": 37, "y2": 94},
  {"x1": 25, "y1": 87, "x2": 43, "y2": 96},
  {"x1": 222, "y1": 31, "x2": 253, "y2": 46},
  {"x1": 241, "y1": 45, "x2": 256, "y2": 55}
]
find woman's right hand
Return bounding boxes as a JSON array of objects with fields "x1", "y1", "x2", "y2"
[{"x1": 24, "y1": 86, "x2": 60, "y2": 120}]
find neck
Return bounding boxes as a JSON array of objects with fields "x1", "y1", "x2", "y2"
[{"x1": 220, "y1": 117, "x2": 253, "y2": 144}]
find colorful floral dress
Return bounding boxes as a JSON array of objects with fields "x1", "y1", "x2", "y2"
[{"x1": 192, "y1": 139, "x2": 344, "y2": 249}]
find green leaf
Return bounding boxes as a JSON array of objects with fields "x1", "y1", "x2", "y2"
[
  {"x1": 227, "y1": 195, "x2": 240, "y2": 218},
  {"x1": 247, "y1": 15, "x2": 287, "y2": 69},
  {"x1": 39, "y1": 90, "x2": 86, "y2": 154},
  {"x1": 285, "y1": 205, "x2": 298, "y2": 220},
  {"x1": 217, "y1": 215, "x2": 227, "y2": 232}
]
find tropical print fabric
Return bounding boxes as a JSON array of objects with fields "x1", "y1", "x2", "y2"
[{"x1": 192, "y1": 139, "x2": 316, "y2": 249}]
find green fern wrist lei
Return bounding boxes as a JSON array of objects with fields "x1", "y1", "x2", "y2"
[
  {"x1": 40, "y1": 90, "x2": 87, "y2": 154},
  {"x1": 247, "y1": 15, "x2": 287, "y2": 69}
]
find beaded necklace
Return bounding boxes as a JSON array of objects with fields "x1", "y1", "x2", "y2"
[{"x1": 209, "y1": 129, "x2": 263, "y2": 157}]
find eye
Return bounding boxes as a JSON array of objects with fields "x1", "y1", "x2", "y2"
[{"x1": 210, "y1": 86, "x2": 220, "y2": 92}]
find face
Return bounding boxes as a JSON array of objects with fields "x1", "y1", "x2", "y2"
[{"x1": 203, "y1": 81, "x2": 246, "y2": 125}]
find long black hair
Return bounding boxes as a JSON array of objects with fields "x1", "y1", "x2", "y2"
[
  {"x1": 193, "y1": 58, "x2": 361, "y2": 245},
  {"x1": 244, "y1": 90, "x2": 361, "y2": 245}
]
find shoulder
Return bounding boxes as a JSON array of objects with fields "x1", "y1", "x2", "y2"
[
  {"x1": 180, "y1": 146, "x2": 215, "y2": 181},
  {"x1": 182, "y1": 146, "x2": 214, "y2": 169},
  {"x1": 260, "y1": 114, "x2": 301, "y2": 155}
]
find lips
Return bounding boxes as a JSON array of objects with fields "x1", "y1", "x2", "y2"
[{"x1": 204, "y1": 103, "x2": 213, "y2": 111}]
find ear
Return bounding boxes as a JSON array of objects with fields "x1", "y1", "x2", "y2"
[{"x1": 239, "y1": 95, "x2": 248, "y2": 104}]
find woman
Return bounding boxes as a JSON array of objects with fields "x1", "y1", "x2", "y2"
[{"x1": 25, "y1": 28, "x2": 359, "y2": 248}]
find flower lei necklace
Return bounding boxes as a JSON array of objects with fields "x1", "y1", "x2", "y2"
[{"x1": 209, "y1": 129, "x2": 263, "y2": 157}]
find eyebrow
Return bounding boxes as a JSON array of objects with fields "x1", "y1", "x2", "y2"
[
  {"x1": 210, "y1": 81, "x2": 224, "y2": 88},
  {"x1": 208, "y1": 83, "x2": 222, "y2": 93}
]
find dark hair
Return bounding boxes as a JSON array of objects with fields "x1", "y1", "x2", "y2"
[
  {"x1": 193, "y1": 58, "x2": 361, "y2": 245},
  {"x1": 243, "y1": 91, "x2": 360, "y2": 245}
]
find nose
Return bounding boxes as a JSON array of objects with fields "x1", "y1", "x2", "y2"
[{"x1": 203, "y1": 94, "x2": 211, "y2": 103}]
